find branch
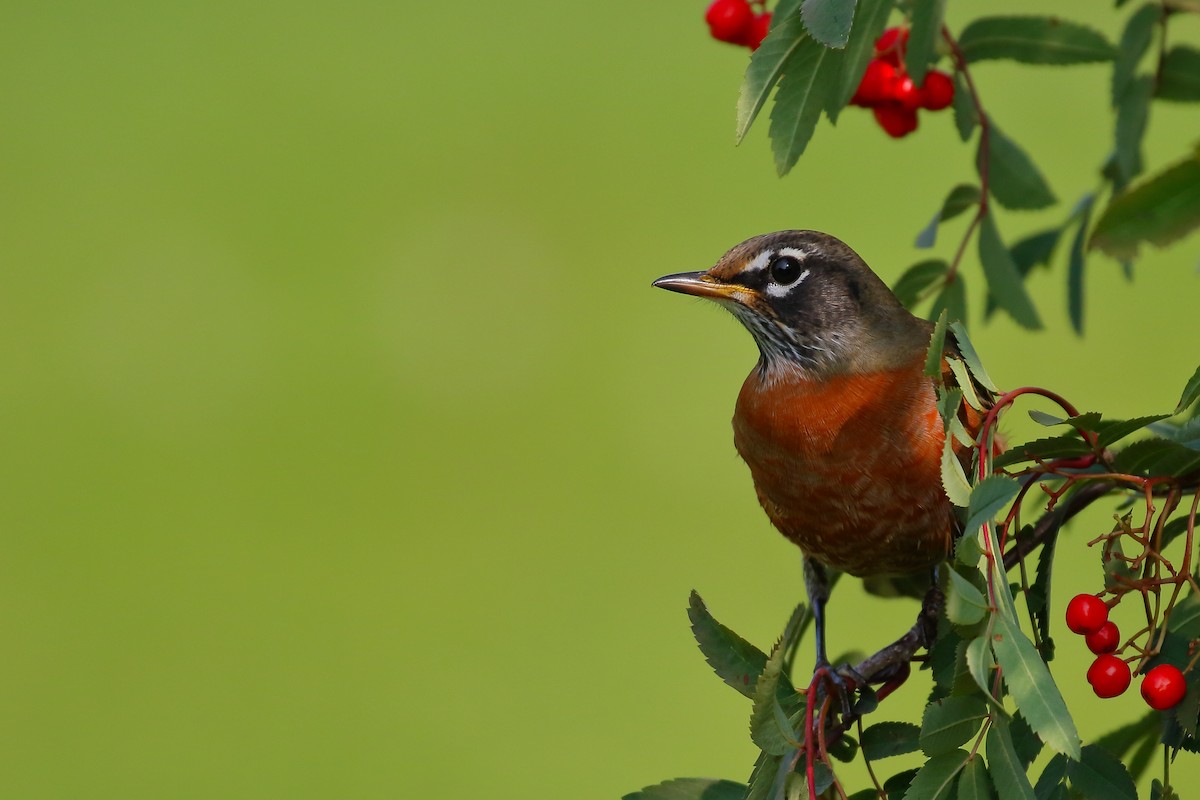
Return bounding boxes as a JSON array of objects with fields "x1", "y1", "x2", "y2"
[{"x1": 1002, "y1": 480, "x2": 1116, "y2": 570}]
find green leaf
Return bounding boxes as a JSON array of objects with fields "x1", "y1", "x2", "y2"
[
  {"x1": 1090, "y1": 148, "x2": 1200, "y2": 259},
  {"x1": 1176, "y1": 364, "x2": 1200, "y2": 414},
  {"x1": 1010, "y1": 229, "x2": 1061, "y2": 273},
  {"x1": 926, "y1": 309, "x2": 949, "y2": 379},
  {"x1": 1114, "y1": 76, "x2": 1152, "y2": 188},
  {"x1": 861, "y1": 721, "x2": 922, "y2": 759},
  {"x1": 965, "y1": 474, "x2": 1021, "y2": 538},
  {"x1": 1095, "y1": 414, "x2": 1171, "y2": 447},
  {"x1": 894, "y1": 260, "x2": 950, "y2": 308},
  {"x1": 917, "y1": 185, "x2": 982, "y2": 248},
  {"x1": 947, "y1": 357, "x2": 983, "y2": 411},
  {"x1": 991, "y1": 433, "x2": 1090, "y2": 468},
  {"x1": 885, "y1": 769, "x2": 920, "y2": 798},
  {"x1": 947, "y1": 568, "x2": 989, "y2": 626},
  {"x1": 957, "y1": 758, "x2": 996, "y2": 800},
  {"x1": 1158, "y1": 46, "x2": 1200, "y2": 102},
  {"x1": 1066, "y1": 194, "x2": 1094, "y2": 335},
  {"x1": 921, "y1": 696, "x2": 988, "y2": 756},
  {"x1": 622, "y1": 778, "x2": 748, "y2": 800},
  {"x1": 978, "y1": 212, "x2": 1042, "y2": 329},
  {"x1": 952, "y1": 71, "x2": 976, "y2": 141},
  {"x1": 1033, "y1": 754, "x2": 1068, "y2": 800},
  {"x1": 1094, "y1": 710, "x2": 1158, "y2": 764},
  {"x1": 991, "y1": 614, "x2": 1081, "y2": 759},
  {"x1": 1152, "y1": 779, "x2": 1182, "y2": 800},
  {"x1": 905, "y1": 0, "x2": 946, "y2": 85},
  {"x1": 949, "y1": 320, "x2": 998, "y2": 393},
  {"x1": 738, "y1": 15, "x2": 810, "y2": 142},
  {"x1": 984, "y1": 123, "x2": 1057, "y2": 210},
  {"x1": 930, "y1": 275, "x2": 967, "y2": 329},
  {"x1": 1113, "y1": 437, "x2": 1200, "y2": 477},
  {"x1": 744, "y1": 751, "x2": 783, "y2": 800},
  {"x1": 1168, "y1": 590, "x2": 1200, "y2": 639},
  {"x1": 769, "y1": 38, "x2": 836, "y2": 175},
  {"x1": 800, "y1": 0, "x2": 856, "y2": 48},
  {"x1": 958, "y1": 16, "x2": 1116, "y2": 65},
  {"x1": 985, "y1": 717, "x2": 1037, "y2": 800},
  {"x1": 687, "y1": 591, "x2": 771, "y2": 698},
  {"x1": 1009, "y1": 713, "x2": 1043, "y2": 771},
  {"x1": 1112, "y1": 4, "x2": 1159, "y2": 106},
  {"x1": 749, "y1": 603, "x2": 807, "y2": 754},
  {"x1": 906, "y1": 750, "x2": 966, "y2": 800},
  {"x1": 1066, "y1": 745, "x2": 1136, "y2": 800},
  {"x1": 830, "y1": 0, "x2": 893, "y2": 111},
  {"x1": 942, "y1": 436, "x2": 972, "y2": 508},
  {"x1": 965, "y1": 635, "x2": 998, "y2": 703},
  {"x1": 1027, "y1": 533, "x2": 1056, "y2": 654}
]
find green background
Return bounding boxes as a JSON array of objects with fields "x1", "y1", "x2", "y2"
[{"x1": 2, "y1": 1, "x2": 1198, "y2": 797}]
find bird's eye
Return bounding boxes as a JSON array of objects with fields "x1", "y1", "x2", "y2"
[{"x1": 769, "y1": 255, "x2": 804, "y2": 285}]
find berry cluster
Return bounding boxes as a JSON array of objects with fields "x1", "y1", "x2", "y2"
[
  {"x1": 1066, "y1": 594, "x2": 1188, "y2": 709},
  {"x1": 704, "y1": 0, "x2": 771, "y2": 51},
  {"x1": 849, "y1": 27, "x2": 954, "y2": 138}
]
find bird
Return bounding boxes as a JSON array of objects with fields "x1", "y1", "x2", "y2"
[{"x1": 653, "y1": 230, "x2": 990, "y2": 679}]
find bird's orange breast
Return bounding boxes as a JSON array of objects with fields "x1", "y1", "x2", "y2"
[{"x1": 732, "y1": 356, "x2": 954, "y2": 577}]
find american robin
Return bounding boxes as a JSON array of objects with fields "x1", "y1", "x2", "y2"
[{"x1": 653, "y1": 230, "x2": 989, "y2": 673}]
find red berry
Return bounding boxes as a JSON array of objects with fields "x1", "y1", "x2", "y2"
[
  {"x1": 1087, "y1": 654, "x2": 1132, "y2": 699},
  {"x1": 705, "y1": 0, "x2": 754, "y2": 44},
  {"x1": 872, "y1": 104, "x2": 918, "y2": 138},
  {"x1": 919, "y1": 70, "x2": 955, "y2": 111},
  {"x1": 1085, "y1": 621, "x2": 1120, "y2": 655},
  {"x1": 1141, "y1": 664, "x2": 1187, "y2": 710},
  {"x1": 739, "y1": 12, "x2": 771, "y2": 50},
  {"x1": 1065, "y1": 594, "x2": 1108, "y2": 635},
  {"x1": 893, "y1": 74, "x2": 922, "y2": 111},
  {"x1": 851, "y1": 59, "x2": 898, "y2": 106},
  {"x1": 874, "y1": 27, "x2": 910, "y2": 66}
]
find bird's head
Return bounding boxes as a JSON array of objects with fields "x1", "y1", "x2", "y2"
[{"x1": 653, "y1": 230, "x2": 931, "y2": 377}]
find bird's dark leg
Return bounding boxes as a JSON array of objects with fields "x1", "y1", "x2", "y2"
[{"x1": 803, "y1": 558, "x2": 833, "y2": 668}]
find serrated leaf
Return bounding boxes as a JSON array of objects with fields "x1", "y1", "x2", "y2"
[
  {"x1": 738, "y1": 15, "x2": 810, "y2": 142},
  {"x1": 1009, "y1": 713, "x2": 1043, "y2": 771},
  {"x1": 862, "y1": 721, "x2": 922, "y2": 759},
  {"x1": 1066, "y1": 194, "x2": 1093, "y2": 334},
  {"x1": 744, "y1": 751, "x2": 783, "y2": 800},
  {"x1": 965, "y1": 635, "x2": 997, "y2": 702},
  {"x1": 800, "y1": 0, "x2": 856, "y2": 48},
  {"x1": 1033, "y1": 754, "x2": 1068, "y2": 800},
  {"x1": 885, "y1": 769, "x2": 920, "y2": 798},
  {"x1": 956, "y1": 530, "x2": 983, "y2": 566},
  {"x1": 1095, "y1": 414, "x2": 1171, "y2": 447},
  {"x1": 1113, "y1": 437, "x2": 1200, "y2": 477},
  {"x1": 952, "y1": 71, "x2": 976, "y2": 141},
  {"x1": 978, "y1": 212, "x2": 1042, "y2": 329},
  {"x1": 622, "y1": 778, "x2": 748, "y2": 800},
  {"x1": 750, "y1": 603, "x2": 807, "y2": 754},
  {"x1": 907, "y1": 749, "x2": 966, "y2": 800},
  {"x1": 948, "y1": 321, "x2": 998, "y2": 393},
  {"x1": 1066, "y1": 745, "x2": 1136, "y2": 800},
  {"x1": 905, "y1": 0, "x2": 946, "y2": 85},
  {"x1": 947, "y1": 357, "x2": 983, "y2": 411},
  {"x1": 991, "y1": 433, "x2": 1090, "y2": 468},
  {"x1": 830, "y1": 0, "x2": 893, "y2": 111},
  {"x1": 942, "y1": 436, "x2": 972, "y2": 508},
  {"x1": 965, "y1": 475, "x2": 1021, "y2": 538},
  {"x1": 1028, "y1": 533, "x2": 1056, "y2": 651},
  {"x1": 930, "y1": 274, "x2": 967, "y2": 328},
  {"x1": 921, "y1": 696, "x2": 988, "y2": 756},
  {"x1": 926, "y1": 309, "x2": 949, "y2": 379},
  {"x1": 957, "y1": 758, "x2": 996, "y2": 800},
  {"x1": 986, "y1": 717, "x2": 1037, "y2": 800},
  {"x1": 1112, "y1": 4, "x2": 1160, "y2": 105},
  {"x1": 947, "y1": 568, "x2": 989, "y2": 626},
  {"x1": 918, "y1": 185, "x2": 982, "y2": 248},
  {"x1": 1114, "y1": 76, "x2": 1152, "y2": 189},
  {"x1": 1158, "y1": 46, "x2": 1200, "y2": 102},
  {"x1": 991, "y1": 614, "x2": 1080, "y2": 759},
  {"x1": 769, "y1": 38, "x2": 836, "y2": 175},
  {"x1": 1090, "y1": 149, "x2": 1200, "y2": 259},
  {"x1": 894, "y1": 260, "x2": 950, "y2": 308},
  {"x1": 1177, "y1": 364, "x2": 1200, "y2": 414},
  {"x1": 1168, "y1": 590, "x2": 1200, "y2": 639},
  {"x1": 688, "y1": 591, "x2": 771, "y2": 698},
  {"x1": 985, "y1": 123, "x2": 1057, "y2": 211},
  {"x1": 958, "y1": 16, "x2": 1116, "y2": 65}
]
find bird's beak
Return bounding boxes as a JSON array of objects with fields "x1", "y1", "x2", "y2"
[{"x1": 651, "y1": 271, "x2": 742, "y2": 301}]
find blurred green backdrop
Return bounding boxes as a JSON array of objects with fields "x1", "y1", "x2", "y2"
[{"x1": 2, "y1": 1, "x2": 1198, "y2": 798}]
